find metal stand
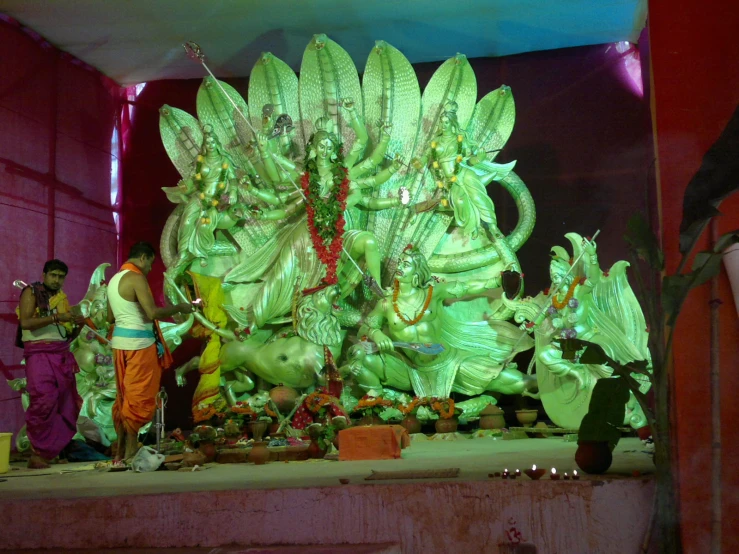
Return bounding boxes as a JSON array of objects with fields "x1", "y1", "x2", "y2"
[{"x1": 154, "y1": 387, "x2": 168, "y2": 453}]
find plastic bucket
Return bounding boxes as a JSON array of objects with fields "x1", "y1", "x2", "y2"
[{"x1": 0, "y1": 432, "x2": 11, "y2": 474}]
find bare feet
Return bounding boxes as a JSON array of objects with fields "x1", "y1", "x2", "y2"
[
  {"x1": 27, "y1": 454, "x2": 51, "y2": 469},
  {"x1": 123, "y1": 432, "x2": 140, "y2": 461}
]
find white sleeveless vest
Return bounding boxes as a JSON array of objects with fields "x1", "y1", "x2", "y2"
[{"x1": 108, "y1": 270, "x2": 155, "y2": 350}]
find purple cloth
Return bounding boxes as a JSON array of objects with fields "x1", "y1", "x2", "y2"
[{"x1": 23, "y1": 341, "x2": 81, "y2": 459}]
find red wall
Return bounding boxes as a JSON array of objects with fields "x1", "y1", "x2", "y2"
[{"x1": 648, "y1": 1, "x2": 739, "y2": 551}]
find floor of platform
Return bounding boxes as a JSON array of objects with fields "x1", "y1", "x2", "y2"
[
  {"x1": 0, "y1": 436, "x2": 653, "y2": 500},
  {"x1": 8, "y1": 544, "x2": 401, "y2": 554}
]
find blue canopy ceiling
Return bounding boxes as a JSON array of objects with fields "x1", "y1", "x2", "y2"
[{"x1": 0, "y1": 0, "x2": 647, "y2": 85}]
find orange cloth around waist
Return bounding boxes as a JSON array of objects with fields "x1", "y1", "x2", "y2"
[
  {"x1": 112, "y1": 344, "x2": 162, "y2": 434},
  {"x1": 338, "y1": 425, "x2": 409, "y2": 461}
]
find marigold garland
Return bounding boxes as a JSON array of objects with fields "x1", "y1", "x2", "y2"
[
  {"x1": 551, "y1": 280, "x2": 579, "y2": 310},
  {"x1": 230, "y1": 403, "x2": 255, "y2": 416},
  {"x1": 431, "y1": 397, "x2": 456, "y2": 419},
  {"x1": 351, "y1": 396, "x2": 394, "y2": 414},
  {"x1": 392, "y1": 280, "x2": 434, "y2": 326},
  {"x1": 301, "y1": 147, "x2": 350, "y2": 285},
  {"x1": 399, "y1": 397, "x2": 429, "y2": 415},
  {"x1": 305, "y1": 391, "x2": 334, "y2": 413},
  {"x1": 193, "y1": 404, "x2": 218, "y2": 423}
]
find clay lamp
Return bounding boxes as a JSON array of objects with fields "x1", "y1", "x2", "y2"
[
  {"x1": 515, "y1": 469, "x2": 522, "y2": 477},
  {"x1": 572, "y1": 470, "x2": 580, "y2": 480},
  {"x1": 524, "y1": 464, "x2": 546, "y2": 480},
  {"x1": 502, "y1": 468, "x2": 510, "y2": 479},
  {"x1": 563, "y1": 472, "x2": 571, "y2": 480},
  {"x1": 550, "y1": 468, "x2": 560, "y2": 481}
]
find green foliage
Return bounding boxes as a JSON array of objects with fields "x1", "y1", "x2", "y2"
[
  {"x1": 625, "y1": 214, "x2": 738, "y2": 326},
  {"x1": 578, "y1": 377, "x2": 630, "y2": 449},
  {"x1": 624, "y1": 214, "x2": 664, "y2": 271},
  {"x1": 379, "y1": 407, "x2": 404, "y2": 421},
  {"x1": 678, "y1": 104, "x2": 739, "y2": 253},
  {"x1": 663, "y1": 229, "x2": 738, "y2": 325}
]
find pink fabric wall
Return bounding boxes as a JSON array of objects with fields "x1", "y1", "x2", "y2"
[{"x1": 0, "y1": 17, "x2": 121, "y2": 442}]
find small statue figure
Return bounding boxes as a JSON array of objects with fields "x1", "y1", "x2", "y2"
[
  {"x1": 163, "y1": 125, "x2": 243, "y2": 276},
  {"x1": 504, "y1": 233, "x2": 651, "y2": 429},
  {"x1": 412, "y1": 101, "x2": 515, "y2": 239}
]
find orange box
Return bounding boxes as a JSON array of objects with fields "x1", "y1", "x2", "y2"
[{"x1": 338, "y1": 425, "x2": 409, "y2": 461}]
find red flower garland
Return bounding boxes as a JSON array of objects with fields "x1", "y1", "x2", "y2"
[{"x1": 301, "y1": 169, "x2": 350, "y2": 284}]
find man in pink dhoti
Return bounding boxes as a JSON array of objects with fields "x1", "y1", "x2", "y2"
[{"x1": 17, "y1": 259, "x2": 86, "y2": 469}]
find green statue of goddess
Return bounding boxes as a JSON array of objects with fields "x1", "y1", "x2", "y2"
[
  {"x1": 163, "y1": 125, "x2": 244, "y2": 276},
  {"x1": 226, "y1": 98, "x2": 408, "y2": 326}
]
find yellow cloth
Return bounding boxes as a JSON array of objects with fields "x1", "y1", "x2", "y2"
[
  {"x1": 189, "y1": 273, "x2": 228, "y2": 418},
  {"x1": 16, "y1": 289, "x2": 74, "y2": 335}
]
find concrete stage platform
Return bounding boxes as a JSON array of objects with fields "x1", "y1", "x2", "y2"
[{"x1": 0, "y1": 437, "x2": 655, "y2": 553}]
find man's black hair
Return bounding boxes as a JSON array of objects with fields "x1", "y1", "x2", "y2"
[
  {"x1": 43, "y1": 259, "x2": 68, "y2": 275},
  {"x1": 128, "y1": 241, "x2": 157, "y2": 260}
]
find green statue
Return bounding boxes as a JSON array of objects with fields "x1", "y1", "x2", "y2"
[
  {"x1": 503, "y1": 233, "x2": 651, "y2": 429},
  {"x1": 162, "y1": 124, "x2": 244, "y2": 277},
  {"x1": 348, "y1": 246, "x2": 535, "y2": 400},
  {"x1": 243, "y1": 99, "x2": 405, "y2": 290},
  {"x1": 158, "y1": 35, "x2": 542, "y2": 417}
]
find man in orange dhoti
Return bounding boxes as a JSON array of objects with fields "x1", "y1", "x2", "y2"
[{"x1": 107, "y1": 242, "x2": 194, "y2": 462}]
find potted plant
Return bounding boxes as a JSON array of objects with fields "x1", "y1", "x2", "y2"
[
  {"x1": 570, "y1": 112, "x2": 739, "y2": 553},
  {"x1": 429, "y1": 397, "x2": 460, "y2": 433},
  {"x1": 305, "y1": 419, "x2": 345, "y2": 459},
  {"x1": 191, "y1": 424, "x2": 218, "y2": 462},
  {"x1": 571, "y1": 368, "x2": 632, "y2": 474},
  {"x1": 398, "y1": 397, "x2": 425, "y2": 433}
]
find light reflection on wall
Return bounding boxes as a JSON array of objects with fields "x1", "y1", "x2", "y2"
[{"x1": 615, "y1": 41, "x2": 643, "y2": 97}]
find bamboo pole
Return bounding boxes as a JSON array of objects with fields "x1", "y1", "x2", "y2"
[{"x1": 710, "y1": 218, "x2": 722, "y2": 553}]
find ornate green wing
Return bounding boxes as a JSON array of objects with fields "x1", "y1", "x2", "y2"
[{"x1": 159, "y1": 105, "x2": 203, "y2": 178}]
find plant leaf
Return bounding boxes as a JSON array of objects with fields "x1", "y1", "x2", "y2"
[
  {"x1": 624, "y1": 213, "x2": 664, "y2": 270},
  {"x1": 679, "y1": 104, "x2": 739, "y2": 253},
  {"x1": 665, "y1": 230, "x2": 739, "y2": 316},
  {"x1": 578, "y1": 377, "x2": 630, "y2": 448},
  {"x1": 662, "y1": 274, "x2": 693, "y2": 322}
]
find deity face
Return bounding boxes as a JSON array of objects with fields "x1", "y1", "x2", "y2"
[
  {"x1": 262, "y1": 104, "x2": 275, "y2": 129},
  {"x1": 203, "y1": 135, "x2": 217, "y2": 154},
  {"x1": 549, "y1": 259, "x2": 569, "y2": 287},
  {"x1": 315, "y1": 137, "x2": 335, "y2": 161},
  {"x1": 438, "y1": 114, "x2": 453, "y2": 134},
  {"x1": 395, "y1": 254, "x2": 417, "y2": 284},
  {"x1": 89, "y1": 296, "x2": 108, "y2": 329}
]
